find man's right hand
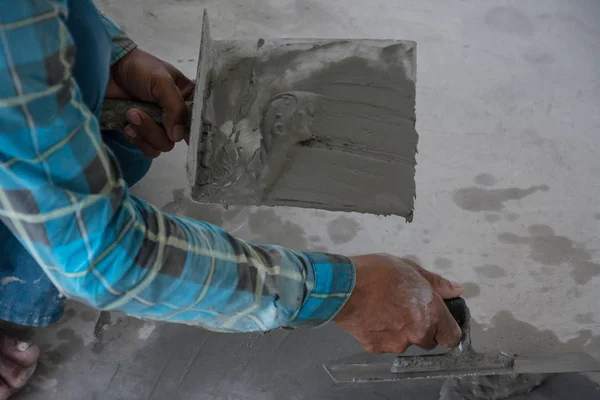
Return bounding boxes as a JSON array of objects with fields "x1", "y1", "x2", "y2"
[{"x1": 335, "y1": 254, "x2": 464, "y2": 354}]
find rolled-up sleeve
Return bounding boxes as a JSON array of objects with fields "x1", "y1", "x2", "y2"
[{"x1": 98, "y1": 10, "x2": 137, "y2": 64}]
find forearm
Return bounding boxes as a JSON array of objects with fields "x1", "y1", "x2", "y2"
[{"x1": 68, "y1": 196, "x2": 355, "y2": 330}]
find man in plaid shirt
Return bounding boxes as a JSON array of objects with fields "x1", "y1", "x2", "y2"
[{"x1": 0, "y1": 1, "x2": 464, "y2": 396}]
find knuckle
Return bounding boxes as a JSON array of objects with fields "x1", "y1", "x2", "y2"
[
  {"x1": 155, "y1": 72, "x2": 173, "y2": 87},
  {"x1": 13, "y1": 370, "x2": 29, "y2": 388},
  {"x1": 393, "y1": 342, "x2": 409, "y2": 354},
  {"x1": 363, "y1": 343, "x2": 382, "y2": 355},
  {"x1": 413, "y1": 329, "x2": 429, "y2": 341},
  {"x1": 3, "y1": 365, "x2": 25, "y2": 388}
]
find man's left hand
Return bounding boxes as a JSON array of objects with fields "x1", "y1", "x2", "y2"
[{"x1": 105, "y1": 49, "x2": 195, "y2": 158}]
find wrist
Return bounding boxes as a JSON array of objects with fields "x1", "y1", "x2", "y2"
[{"x1": 288, "y1": 252, "x2": 356, "y2": 328}]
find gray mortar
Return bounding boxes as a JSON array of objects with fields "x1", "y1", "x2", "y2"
[
  {"x1": 440, "y1": 374, "x2": 551, "y2": 400},
  {"x1": 100, "y1": 16, "x2": 418, "y2": 218},
  {"x1": 195, "y1": 38, "x2": 418, "y2": 218}
]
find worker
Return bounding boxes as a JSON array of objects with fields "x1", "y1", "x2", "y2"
[{"x1": 0, "y1": 1, "x2": 464, "y2": 397}]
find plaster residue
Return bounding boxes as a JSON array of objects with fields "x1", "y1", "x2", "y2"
[
  {"x1": 192, "y1": 39, "x2": 418, "y2": 217},
  {"x1": 1, "y1": 276, "x2": 24, "y2": 286},
  {"x1": 440, "y1": 374, "x2": 549, "y2": 400},
  {"x1": 138, "y1": 322, "x2": 157, "y2": 340}
]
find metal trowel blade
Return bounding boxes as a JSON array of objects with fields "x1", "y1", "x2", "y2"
[{"x1": 324, "y1": 352, "x2": 600, "y2": 383}]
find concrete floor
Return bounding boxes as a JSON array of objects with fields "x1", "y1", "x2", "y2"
[{"x1": 15, "y1": 0, "x2": 600, "y2": 398}]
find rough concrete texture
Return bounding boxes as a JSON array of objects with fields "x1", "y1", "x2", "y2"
[
  {"x1": 15, "y1": 0, "x2": 600, "y2": 399},
  {"x1": 440, "y1": 374, "x2": 550, "y2": 400},
  {"x1": 191, "y1": 34, "x2": 417, "y2": 217}
]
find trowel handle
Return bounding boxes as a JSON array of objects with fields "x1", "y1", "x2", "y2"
[
  {"x1": 99, "y1": 99, "x2": 193, "y2": 131},
  {"x1": 444, "y1": 297, "x2": 473, "y2": 353},
  {"x1": 444, "y1": 297, "x2": 469, "y2": 328},
  {"x1": 100, "y1": 99, "x2": 163, "y2": 131}
]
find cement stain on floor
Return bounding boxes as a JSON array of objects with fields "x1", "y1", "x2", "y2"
[
  {"x1": 498, "y1": 224, "x2": 600, "y2": 284},
  {"x1": 523, "y1": 50, "x2": 556, "y2": 66},
  {"x1": 454, "y1": 185, "x2": 550, "y2": 212},
  {"x1": 461, "y1": 282, "x2": 481, "y2": 299},
  {"x1": 505, "y1": 212, "x2": 520, "y2": 221},
  {"x1": 326, "y1": 216, "x2": 361, "y2": 245},
  {"x1": 485, "y1": 6, "x2": 535, "y2": 37},
  {"x1": 474, "y1": 173, "x2": 498, "y2": 187},
  {"x1": 475, "y1": 264, "x2": 507, "y2": 278},
  {"x1": 434, "y1": 257, "x2": 453, "y2": 270},
  {"x1": 162, "y1": 188, "x2": 239, "y2": 227},
  {"x1": 575, "y1": 313, "x2": 596, "y2": 325},
  {"x1": 248, "y1": 209, "x2": 309, "y2": 250},
  {"x1": 471, "y1": 310, "x2": 600, "y2": 356},
  {"x1": 484, "y1": 213, "x2": 501, "y2": 223}
]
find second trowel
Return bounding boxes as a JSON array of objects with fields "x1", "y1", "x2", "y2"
[
  {"x1": 100, "y1": 10, "x2": 419, "y2": 219},
  {"x1": 324, "y1": 298, "x2": 600, "y2": 387}
]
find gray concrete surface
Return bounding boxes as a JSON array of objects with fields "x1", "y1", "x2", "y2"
[{"x1": 15, "y1": 0, "x2": 600, "y2": 399}]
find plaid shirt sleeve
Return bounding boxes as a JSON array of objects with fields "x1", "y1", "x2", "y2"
[
  {"x1": 98, "y1": 10, "x2": 137, "y2": 65},
  {"x1": 0, "y1": 1, "x2": 355, "y2": 332}
]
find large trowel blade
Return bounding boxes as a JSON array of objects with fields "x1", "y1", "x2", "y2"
[{"x1": 324, "y1": 352, "x2": 600, "y2": 383}]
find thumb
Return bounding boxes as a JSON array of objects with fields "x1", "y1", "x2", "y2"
[
  {"x1": 152, "y1": 74, "x2": 188, "y2": 143},
  {"x1": 414, "y1": 265, "x2": 464, "y2": 299}
]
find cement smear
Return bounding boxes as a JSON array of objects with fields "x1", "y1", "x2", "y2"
[
  {"x1": 439, "y1": 373, "x2": 551, "y2": 400},
  {"x1": 192, "y1": 39, "x2": 418, "y2": 217}
]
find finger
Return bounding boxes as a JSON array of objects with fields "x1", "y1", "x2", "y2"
[
  {"x1": 433, "y1": 297, "x2": 462, "y2": 348},
  {"x1": 411, "y1": 263, "x2": 464, "y2": 299},
  {"x1": 411, "y1": 328, "x2": 438, "y2": 351},
  {"x1": 358, "y1": 331, "x2": 410, "y2": 355},
  {"x1": 0, "y1": 336, "x2": 38, "y2": 367},
  {"x1": 180, "y1": 81, "x2": 196, "y2": 100},
  {"x1": 378, "y1": 335, "x2": 410, "y2": 354},
  {"x1": 104, "y1": 77, "x2": 131, "y2": 100},
  {"x1": 123, "y1": 127, "x2": 161, "y2": 159},
  {"x1": 127, "y1": 110, "x2": 175, "y2": 152},
  {"x1": 166, "y1": 66, "x2": 195, "y2": 100},
  {"x1": 0, "y1": 379, "x2": 10, "y2": 400},
  {"x1": 0, "y1": 353, "x2": 34, "y2": 391},
  {"x1": 152, "y1": 74, "x2": 188, "y2": 143}
]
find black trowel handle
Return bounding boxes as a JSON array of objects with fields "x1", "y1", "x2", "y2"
[{"x1": 444, "y1": 297, "x2": 469, "y2": 328}]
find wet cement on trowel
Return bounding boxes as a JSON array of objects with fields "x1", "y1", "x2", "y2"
[{"x1": 194, "y1": 39, "x2": 418, "y2": 217}]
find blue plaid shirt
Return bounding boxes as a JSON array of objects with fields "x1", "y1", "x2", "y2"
[{"x1": 0, "y1": 1, "x2": 355, "y2": 332}]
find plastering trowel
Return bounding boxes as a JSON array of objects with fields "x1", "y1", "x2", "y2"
[
  {"x1": 324, "y1": 298, "x2": 600, "y2": 397},
  {"x1": 100, "y1": 10, "x2": 419, "y2": 218}
]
